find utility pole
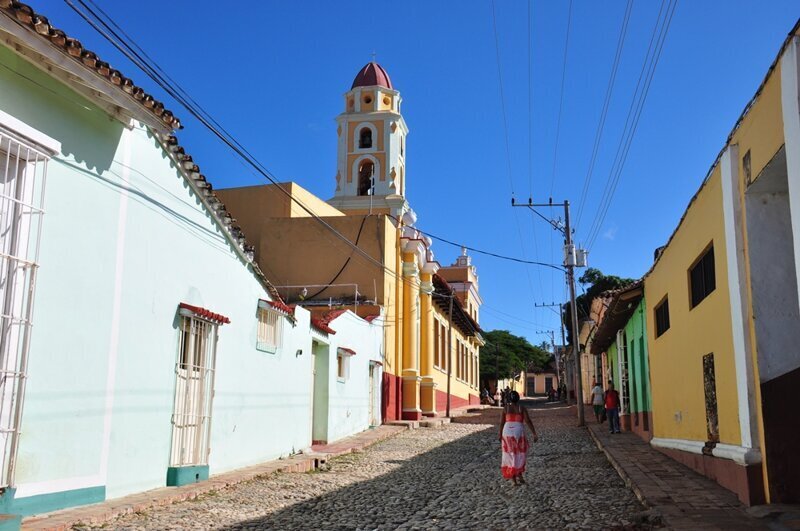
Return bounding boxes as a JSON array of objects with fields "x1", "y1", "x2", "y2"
[
  {"x1": 513, "y1": 198, "x2": 587, "y2": 426},
  {"x1": 563, "y1": 201, "x2": 585, "y2": 426},
  {"x1": 559, "y1": 303, "x2": 568, "y2": 402},
  {"x1": 446, "y1": 294, "x2": 453, "y2": 418}
]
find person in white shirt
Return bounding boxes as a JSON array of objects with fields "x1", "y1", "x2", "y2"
[{"x1": 591, "y1": 381, "x2": 605, "y2": 424}]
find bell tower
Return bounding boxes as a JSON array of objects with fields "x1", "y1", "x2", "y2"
[{"x1": 329, "y1": 62, "x2": 409, "y2": 216}]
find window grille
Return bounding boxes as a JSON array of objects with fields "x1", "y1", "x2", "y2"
[
  {"x1": 0, "y1": 131, "x2": 49, "y2": 487},
  {"x1": 170, "y1": 314, "x2": 218, "y2": 467},
  {"x1": 257, "y1": 307, "x2": 283, "y2": 352}
]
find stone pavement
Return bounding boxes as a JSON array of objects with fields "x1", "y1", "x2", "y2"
[
  {"x1": 22, "y1": 425, "x2": 406, "y2": 531},
  {"x1": 585, "y1": 415, "x2": 768, "y2": 530},
  {"x1": 68, "y1": 401, "x2": 646, "y2": 530}
]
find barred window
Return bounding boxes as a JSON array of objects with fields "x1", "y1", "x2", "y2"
[
  {"x1": 171, "y1": 309, "x2": 220, "y2": 467},
  {"x1": 0, "y1": 124, "x2": 53, "y2": 488}
]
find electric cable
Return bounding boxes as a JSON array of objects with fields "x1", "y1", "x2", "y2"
[
  {"x1": 574, "y1": 0, "x2": 633, "y2": 231},
  {"x1": 585, "y1": 0, "x2": 677, "y2": 250},
  {"x1": 548, "y1": 0, "x2": 573, "y2": 200}
]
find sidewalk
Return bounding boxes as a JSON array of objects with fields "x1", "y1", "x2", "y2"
[
  {"x1": 22, "y1": 425, "x2": 406, "y2": 531},
  {"x1": 586, "y1": 420, "x2": 767, "y2": 530}
]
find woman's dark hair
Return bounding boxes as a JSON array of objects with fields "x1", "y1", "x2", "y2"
[{"x1": 510, "y1": 391, "x2": 520, "y2": 403}]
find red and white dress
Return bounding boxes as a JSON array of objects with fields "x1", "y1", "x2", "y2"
[{"x1": 501, "y1": 412, "x2": 529, "y2": 479}]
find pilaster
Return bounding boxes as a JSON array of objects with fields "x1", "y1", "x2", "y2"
[
  {"x1": 419, "y1": 264, "x2": 438, "y2": 416},
  {"x1": 401, "y1": 251, "x2": 421, "y2": 420}
]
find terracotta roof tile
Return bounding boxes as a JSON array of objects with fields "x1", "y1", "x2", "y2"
[
  {"x1": 311, "y1": 317, "x2": 336, "y2": 335},
  {"x1": 0, "y1": 2, "x2": 180, "y2": 130},
  {"x1": 178, "y1": 302, "x2": 230, "y2": 324}
]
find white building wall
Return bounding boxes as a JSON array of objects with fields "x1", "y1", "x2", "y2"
[{"x1": 325, "y1": 312, "x2": 384, "y2": 443}]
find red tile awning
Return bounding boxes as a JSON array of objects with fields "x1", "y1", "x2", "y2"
[
  {"x1": 338, "y1": 347, "x2": 356, "y2": 356},
  {"x1": 260, "y1": 299, "x2": 295, "y2": 316},
  {"x1": 178, "y1": 303, "x2": 230, "y2": 324},
  {"x1": 311, "y1": 317, "x2": 336, "y2": 335}
]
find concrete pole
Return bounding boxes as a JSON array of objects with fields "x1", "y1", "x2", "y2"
[{"x1": 564, "y1": 200, "x2": 585, "y2": 426}]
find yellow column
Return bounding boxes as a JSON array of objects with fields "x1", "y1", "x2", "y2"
[
  {"x1": 419, "y1": 267, "x2": 437, "y2": 416},
  {"x1": 401, "y1": 247, "x2": 422, "y2": 420}
]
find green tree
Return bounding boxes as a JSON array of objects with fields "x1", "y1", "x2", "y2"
[
  {"x1": 562, "y1": 267, "x2": 635, "y2": 346},
  {"x1": 481, "y1": 330, "x2": 551, "y2": 383}
]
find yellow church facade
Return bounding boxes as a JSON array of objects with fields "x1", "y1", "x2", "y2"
[{"x1": 219, "y1": 62, "x2": 483, "y2": 421}]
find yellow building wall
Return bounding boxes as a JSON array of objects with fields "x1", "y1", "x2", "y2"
[
  {"x1": 645, "y1": 167, "x2": 742, "y2": 445},
  {"x1": 732, "y1": 61, "x2": 785, "y2": 186},
  {"x1": 429, "y1": 306, "x2": 479, "y2": 407}
]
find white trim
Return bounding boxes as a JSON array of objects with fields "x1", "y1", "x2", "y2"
[
  {"x1": 780, "y1": 36, "x2": 800, "y2": 317},
  {"x1": 349, "y1": 154, "x2": 381, "y2": 197},
  {"x1": 99, "y1": 129, "x2": 131, "y2": 482},
  {"x1": 14, "y1": 473, "x2": 104, "y2": 498},
  {"x1": 720, "y1": 145, "x2": 757, "y2": 449},
  {"x1": 352, "y1": 122, "x2": 378, "y2": 153},
  {"x1": 650, "y1": 437, "x2": 762, "y2": 466},
  {"x1": 713, "y1": 443, "x2": 762, "y2": 465},
  {"x1": 650, "y1": 437, "x2": 706, "y2": 454},
  {"x1": 0, "y1": 109, "x2": 60, "y2": 155}
]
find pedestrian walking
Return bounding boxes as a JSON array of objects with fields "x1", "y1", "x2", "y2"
[
  {"x1": 605, "y1": 381, "x2": 621, "y2": 434},
  {"x1": 498, "y1": 391, "x2": 539, "y2": 486},
  {"x1": 591, "y1": 381, "x2": 605, "y2": 423}
]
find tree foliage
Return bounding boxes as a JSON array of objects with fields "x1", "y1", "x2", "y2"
[
  {"x1": 480, "y1": 330, "x2": 551, "y2": 383},
  {"x1": 562, "y1": 267, "x2": 636, "y2": 346}
]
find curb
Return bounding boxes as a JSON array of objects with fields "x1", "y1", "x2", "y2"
[
  {"x1": 586, "y1": 425, "x2": 650, "y2": 508},
  {"x1": 22, "y1": 425, "x2": 408, "y2": 531}
]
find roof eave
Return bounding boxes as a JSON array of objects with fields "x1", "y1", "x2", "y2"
[{"x1": 0, "y1": 8, "x2": 177, "y2": 133}]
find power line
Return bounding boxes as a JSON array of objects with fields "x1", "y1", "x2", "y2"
[
  {"x1": 66, "y1": 0, "x2": 565, "y2": 293},
  {"x1": 548, "y1": 0, "x2": 573, "y2": 200},
  {"x1": 489, "y1": 0, "x2": 543, "y2": 317},
  {"x1": 527, "y1": 0, "x2": 533, "y2": 201},
  {"x1": 65, "y1": 0, "x2": 430, "y2": 293},
  {"x1": 412, "y1": 226, "x2": 565, "y2": 271},
  {"x1": 490, "y1": 0, "x2": 515, "y2": 197},
  {"x1": 574, "y1": 0, "x2": 634, "y2": 232},
  {"x1": 585, "y1": 0, "x2": 677, "y2": 250}
]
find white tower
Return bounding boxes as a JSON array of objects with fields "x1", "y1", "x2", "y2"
[{"x1": 328, "y1": 62, "x2": 409, "y2": 216}]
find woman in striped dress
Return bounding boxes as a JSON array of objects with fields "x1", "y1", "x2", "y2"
[{"x1": 498, "y1": 390, "x2": 539, "y2": 485}]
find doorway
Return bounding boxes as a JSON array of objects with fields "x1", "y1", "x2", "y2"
[
  {"x1": 311, "y1": 341, "x2": 329, "y2": 445},
  {"x1": 369, "y1": 362, "x2": 381, "y2": 427}
]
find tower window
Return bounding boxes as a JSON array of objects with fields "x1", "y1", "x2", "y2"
[
  {"x1": 358, "y1": 160, "x2": 374, "y2": 196},
  {"x1": 359, "y1": 128, "x2": 373, "y2": 149}
]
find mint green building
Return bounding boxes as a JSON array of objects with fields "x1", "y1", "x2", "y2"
[
  {"x1": 0, "y1": 5, "x2": 385, "y2": 526},
  {"x1": 591, "y1": 283, "x2": 653, "y2": 441}
]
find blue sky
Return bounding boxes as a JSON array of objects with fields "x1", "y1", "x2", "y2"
[{"x1": 46, "y1": 0, "x2": 798, "y2": 346}]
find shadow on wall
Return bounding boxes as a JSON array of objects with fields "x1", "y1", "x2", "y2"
[{"x1": 0, "y1": 46, "x2": 125, "y2": 174}]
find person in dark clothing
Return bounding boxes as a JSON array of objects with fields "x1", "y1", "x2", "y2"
[{"x1": 605, "y1": 381, "x2": 621, "y2": 434}]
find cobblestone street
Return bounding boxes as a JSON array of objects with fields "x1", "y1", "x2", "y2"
[{"x1": 79, "y1": 402, "x2": 646, "y2": 530}]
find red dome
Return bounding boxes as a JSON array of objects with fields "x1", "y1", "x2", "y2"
[{"x1": 351, "y1": 62, "x2": 393, "y2": 90}]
